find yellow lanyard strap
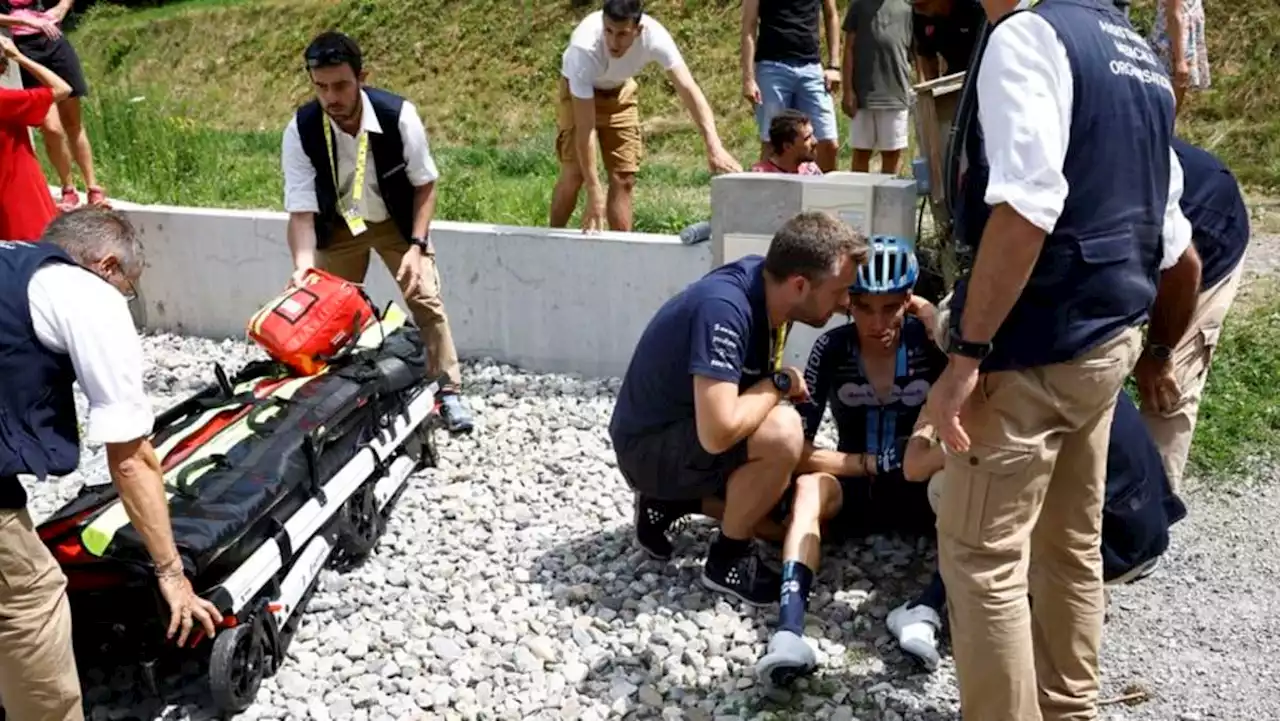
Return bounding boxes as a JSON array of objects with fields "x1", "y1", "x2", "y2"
[
  {"x1": 772, "y1": 324, "x2": 789, "y2": 372},
  {"x1": 322, "y1": 118, "x2": 368, "y2": 209}
]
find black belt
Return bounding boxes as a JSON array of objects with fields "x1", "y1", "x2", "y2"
[{"x1": 0, "y1": 476, "x2": 27, "y2": 510}]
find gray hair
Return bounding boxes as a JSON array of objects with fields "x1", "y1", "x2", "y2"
[{"x1": 41, "y1": 207, "x2": 145, "y2": 276}]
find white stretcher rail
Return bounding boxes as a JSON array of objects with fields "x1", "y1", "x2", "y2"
[{"x1": 207, "y1": 382, "x2": 437, "y2": 615}]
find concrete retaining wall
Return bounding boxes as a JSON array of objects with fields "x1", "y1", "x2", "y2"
[{"x1": 114, "y1": 201, "x2": 712, "y2": 379}]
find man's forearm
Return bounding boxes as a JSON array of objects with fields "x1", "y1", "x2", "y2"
[
  {"x1": 287, "y1": 213, "x2": 318, "y2": 270},
  {"x1": 107, "y1": 439, "x2": 182, "y2": 571},
  {"x1": 740, "y1": 31, "x2": 756, "y2": 84},
  {"x1": 823, "y1": 1, "x2": 841, "y2": 67},
  {"x1": 14, "y1": 53, "x2": 71, "y2": 100},
  {"x1": 903, "y1": 437, "x2": 945, "y2": 481},
  {"x1": 676, "y1": 83, "x2": 724, "y2": 151},
  {"x1": 1147, "y1": 246, "x2": 1202, "y2": 348},
  {"x1": 411, "y1": 182, "x2": 436, "y2": 239},
  {"x1": 798, "y1": 444, "x2": 866, "y2": 476},
  {"x1": 957, "y1": 204, "x2": 1047, "y2": 343},
  {"x1": 574, "y1": 123, "x2": 600, "y2": 192}
]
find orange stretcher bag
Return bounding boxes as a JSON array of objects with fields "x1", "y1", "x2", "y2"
[{"x1": 247, "y1": 268, "x2": 377, "y2": 376}]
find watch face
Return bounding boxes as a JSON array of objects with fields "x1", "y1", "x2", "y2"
[{"x1": 774, "y1": 371, "x2": 791, "y2": 392}]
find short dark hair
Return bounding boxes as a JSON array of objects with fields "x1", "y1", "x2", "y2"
[
  {"x1": 764, "y1": 211, "x2": 868, "y2": 282},
  {"x1": 602, "y1": 0, "x2": 643, "y2": 24},
  {"x1": 768, "y1": 109, "x2": 811, "y2": 155},
  {"x1": 304, "y1": 31, "x2": 363, "y2": 76}
]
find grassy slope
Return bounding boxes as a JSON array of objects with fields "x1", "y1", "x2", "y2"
[{"x1": 57, "y1": 0, "x2": 1280, "y2": 475}]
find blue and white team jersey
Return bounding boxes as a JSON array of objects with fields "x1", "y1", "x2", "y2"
[{"x1": 797, "y1": 316, "x2": 948, "y2": 480}]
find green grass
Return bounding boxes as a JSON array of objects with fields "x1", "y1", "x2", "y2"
[
  {"x1": 34, "y1": 0, "x2": 1280, "y2": 478},
  {"x1": 1187, "y1": 292, "x2": 1280, "y2": 477},
  {"x1": 49, "y1": 84, "x2": 713, "y2": 232}
]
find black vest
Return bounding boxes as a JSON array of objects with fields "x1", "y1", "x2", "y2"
[
  {"x1": 295, "y1": 87, "x2": 417, "y2": 249},
  {"x1": 951, "y1": 0, "x2": 1175, "y2": 371},
  {"x1": 0, "y1": 241, "x2": 83, "y2": 509}
]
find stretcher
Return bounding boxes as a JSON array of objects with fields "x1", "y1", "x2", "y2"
[{"x1": 35, "y1": 304, "x2": 442, "y2": 714}]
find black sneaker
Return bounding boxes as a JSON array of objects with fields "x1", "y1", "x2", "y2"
[
  {"x1": 701, "y1": 546, "x2": 782, "y2": 607},
  {"x1": 633, "y1": 494, "x2": 694, "y2": 560}
]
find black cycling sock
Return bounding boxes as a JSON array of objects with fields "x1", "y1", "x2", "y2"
[
  {"x1": 910, "y1": 570, "x2": 948, "y2": 613},
  {"x1": 778, "y1": 560, "x2": 814, "y2": 635},
  {"x1": 708, "y1": 532, "x2": 752, "y2": 567}
]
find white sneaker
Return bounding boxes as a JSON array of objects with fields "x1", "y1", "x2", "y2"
[{"x1": 887, "y1": 601, "x2": 942, "y2": 671}]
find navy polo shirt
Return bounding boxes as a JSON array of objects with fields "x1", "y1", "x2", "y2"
[
  {"x1": 1172, "y1": 137, "x2": 1251, "y2": 291},
  {"x1": 609, "y1": 255, "x2": 785, "y2": 442}
]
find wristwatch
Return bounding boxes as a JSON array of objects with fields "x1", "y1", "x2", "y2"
[
  {"x1": 771, "y1": 370, "x2": 792, "y2": 395},
  {"x1": 409, "y1": 236, "x2": 430, "y2": 252},
  {"x1": 949, "y1": 329, "x2": 993, "y2": 361},
  {"x1": 1146, "y1": 343, "x2": 1174, "y2": 361}
]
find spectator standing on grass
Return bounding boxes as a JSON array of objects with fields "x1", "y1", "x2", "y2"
[
  {"x1": 911, "y1": 0, "x2": 985, "y2": 81},
  {"x1": 0, "y1": 34, "x2": 62, "y2": 240},
  {"x1": 549, "y1": 0, "x2": 741, "y2": 234},
  {"x1": 280, "y1": 31, "x2": 475, "y2": 433},
  {"x1": 0, "y1": 0, "x2": 108, "y2": 209},
  {"x1": 1138, "y1": 137, "x2": 1252, "y2": 498},
  {"x1": 611, "y1": 212, "x2": 866, "y2": 607},
  {"x1": 841, "y1": 0, "x2": 914, "y2": 175},
  {"x1": 0, "y1": 208, "x2": 221, "y2": 721},
  {"x1": 750, "y1": 109, "x2": 823, "y2": 175},
  {"x1": 932, "y1": 0, "x2": 1202, "y2": 717},
  {"x1": 1150, "y1": 0, "x2": 1209, "y2": 114},
  {"x1": 740, "y1": 0, "x2": 842, "y2": 172}
]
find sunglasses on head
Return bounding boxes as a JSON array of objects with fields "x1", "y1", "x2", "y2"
[{"x1": 305, "y1": 47, "x2": 355, "y2": 69}]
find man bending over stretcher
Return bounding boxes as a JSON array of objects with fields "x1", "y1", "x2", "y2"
[{"x1": 754, "y1": 238, "x2": 1185, "y2": 687}]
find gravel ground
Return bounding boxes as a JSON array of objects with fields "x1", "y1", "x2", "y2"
[{"x1": 16, "y1": 232, "x2": 1279, "y2": 721}]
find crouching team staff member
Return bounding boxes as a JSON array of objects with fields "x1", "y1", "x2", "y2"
[
  {"x1": 281, "y1": 31, "x2": 474, "y2": 433},
  {"x1": 928, "y1": 0, "x2": 1202, "y2": 718},
  {"x1": 1138, "y1": 136, "x2": 1252, "y2": 498},
  {"x1": 0, "y1": 209, "x2": 221, "y2": 721},
  {"x1": 610, "y1": 211, "x2": 867, "y2": 605}
]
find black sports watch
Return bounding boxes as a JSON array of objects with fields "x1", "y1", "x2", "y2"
[
  {"x1": 1146, "y1": 343, "x2": 1173, "y2": 361},
  {"x1": 409, "y1": 236, "x2": 430, "y2": 252},
  {"x1": 949, "y1": 329, "x2": 993, "y2": 361},
  {"x1": 771, "y1": 370, "x2": 792, "y2": 394}
]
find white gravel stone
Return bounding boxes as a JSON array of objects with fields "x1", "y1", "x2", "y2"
[{"x1": 13, "y1": 326, "x2": 1280, "y2": 720}]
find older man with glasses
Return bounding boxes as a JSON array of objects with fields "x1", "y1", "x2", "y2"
[{"x1": 0, "y1": 207, "x2": 221, "y2": 721}]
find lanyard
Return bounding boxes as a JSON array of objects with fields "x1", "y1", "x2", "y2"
[
  {"x1": 771, "y1": 324, "x2": 789, "y2": 372},
  {"x1": 322, "y1": 118, "x2": 368, "y2": 212}
]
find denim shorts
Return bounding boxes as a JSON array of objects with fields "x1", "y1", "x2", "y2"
[{"x1": 754, "y1": 60, "x2": 839, "y2": 143}]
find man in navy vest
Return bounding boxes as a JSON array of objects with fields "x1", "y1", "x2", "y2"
[
  {"x1": 1135, "y1": 137, "x2": 1252, "y2": 498},
  {"x1": 925, "y1": 0, "x2": 1204, "y2": 718},
  {"x1": 0, "y1": 209, "x2": 221, "y2": 721},
  {"x1": 280, "y1": 31, "x2": 474, "y2": 433}
]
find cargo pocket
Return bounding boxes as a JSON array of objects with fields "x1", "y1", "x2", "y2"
[{"x1": 936, "y1": 442, "x2": 1040, "y2": 551}]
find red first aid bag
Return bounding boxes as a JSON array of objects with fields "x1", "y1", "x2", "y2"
[{"x1": 247, "y1": 268, "x2": 377, "y2": 376}]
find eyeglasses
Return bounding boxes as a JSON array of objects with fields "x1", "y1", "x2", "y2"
[
  {"x1": 305, "y1": 47, "x2": 353, "y2": 69},
  {"x1": 121, "y1": 274, "x2": 138, "y2": 302}
]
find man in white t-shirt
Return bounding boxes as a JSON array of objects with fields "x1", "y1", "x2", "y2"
[
  {"x1": 0, "y1": 208, "x2": 221, "y2": 721},
  {"x1": 550, "y1": 0, "x2": 742, "y2": 233}
]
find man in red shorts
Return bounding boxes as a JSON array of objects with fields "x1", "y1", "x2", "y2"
[{"x1": 0, "y1": 34, "x2": 67, "y2": 240}]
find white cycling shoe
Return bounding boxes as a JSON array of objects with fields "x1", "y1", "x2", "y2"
[{"x1": 886, "y1": 601, "x2": 943, "y2": 671}]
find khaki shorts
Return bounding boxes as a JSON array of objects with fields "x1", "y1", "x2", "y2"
[{"x1": 555, "y1": 77, "x2": 643, "y2": 174}]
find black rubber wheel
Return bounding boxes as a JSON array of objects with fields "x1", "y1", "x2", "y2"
[
  {"x1": 420, "y1": 422, "x2": 440, "y2": 469},
  {"x1": 209, "y1": 621, "x2": 266, "y2": 714},
  {"x1": 334, "y1": 481, "x2": 383, "y2": 562}
]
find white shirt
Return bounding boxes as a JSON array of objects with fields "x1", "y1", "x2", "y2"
[
  {"x1": 281, "y1": 90, "x2": 439, "y2": 223},
  {"x1": 26, "y1": 263, "x2": 154, "y2": 446},
  {"x1": 976, "y1": 1, "x2": 1193, "y2": 270},
  {"x1": 561, "y1": 11, "x2": 685, "y2": 99}
]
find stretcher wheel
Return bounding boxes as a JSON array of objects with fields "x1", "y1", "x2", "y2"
[
  {"x1": 420, "y1": 421, "x2": 439, "y2": 469},
  {"x1": 209, "y1": 620, "x2": 267, "y2": 714},
  {"x1": 334, "y1": 481, "x2": 384, "y2": 562}
]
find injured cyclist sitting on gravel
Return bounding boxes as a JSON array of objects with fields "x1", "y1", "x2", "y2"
[{"x1": 752, "y1": 239, "x2": 1187, "y2": 688}]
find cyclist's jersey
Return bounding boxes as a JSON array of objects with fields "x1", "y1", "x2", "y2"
[{"x1": 797, "y1": 316, "x2": 947, "y2": 478}]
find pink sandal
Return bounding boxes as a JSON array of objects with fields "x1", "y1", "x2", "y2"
[
  {"x1": 86, "y1": 186, "x2": 111, "y2": 208},
  {"x1": 58, "y1": 186, "x2": 80, "y2": 212}
]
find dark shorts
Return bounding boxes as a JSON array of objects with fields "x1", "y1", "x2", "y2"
[
  {"x1": 16, "y1": 33, "x2": 89, "y2": 99},
  {"x1": 774, "y1": 473, "x2": 936, "y2": 540},
  {"x1": 613, "y1": 418, "x2": 750, "y2": 501}
]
